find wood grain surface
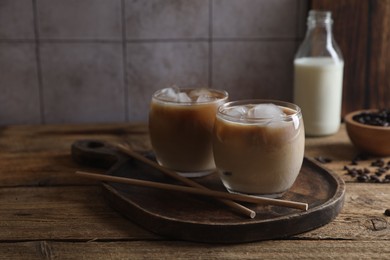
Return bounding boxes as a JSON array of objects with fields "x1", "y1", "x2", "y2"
[
  {"x1": 0, "y1": 240, "x2": 389, "y2": 260},
  {"x1": 0, "y1": 123, "x2": 389, "y2": 258},
  {"x1": 311, "y1": 0, "x2": 390, "y2": 114}
]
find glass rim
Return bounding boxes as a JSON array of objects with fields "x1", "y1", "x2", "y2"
[
  {"x1": 217, "y1": 99, "x2": 302, "y2": 123},
  {"x1": 152, "y1": 87, "x2": 229, "y2": 105},
  {"x1": 309, "y1": 10, "x2": 332, "y2": 16},
  {"x1": 308, "y1": 10, "x2": 333, "y2": 24}
]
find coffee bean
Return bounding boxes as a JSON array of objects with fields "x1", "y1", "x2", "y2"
[
  {"x1": 385, "y1": 209, "x2": 390, "y2": 217},
  {"x1": 349, "y1": 171, "x2": 358, "y2": 177},
  {"x1": 346, "y1": 168, "x2": 358, "y2": 177},
  {"x1": 364, "y1": 168, "x2": 371, "y2": 174},
  {"x1": 357, "y1": 175, "x2": 369, "y2": 182},
  {"x1": 370, "y1": 175, "x2": 381, "y2": 183},
  {"x1": 351, "y1": 160, "x2": 359, "y2": 166},
  {"x1": 375, "y1": 172, "x2": 383, "y2": 177},
  {"x1": 372, "y1": 159, "x2": 385, "y2": 167},
  {"x1": 376, "y1": 168, "x2": 387, "y2": 175}
]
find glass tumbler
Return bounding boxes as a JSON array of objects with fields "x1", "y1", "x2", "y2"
[
  {"x1": 212, "y1": 100, "x2": 305, "y2": 198},
  {"x1": 149, "y1": 87, "x2": 228, "y2": 177}
]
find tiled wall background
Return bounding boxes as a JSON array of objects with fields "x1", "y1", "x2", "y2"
[{"x1": 0, "y1": 0, "x2": 307, "y2": 125}]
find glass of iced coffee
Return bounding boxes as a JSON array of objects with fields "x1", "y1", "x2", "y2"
[
  {"x1": 212, "y1": 100, "x2": 305, "y2": 198},
  {"x1": 149, "y1": 87, "x2": 228, "y2": 177}
]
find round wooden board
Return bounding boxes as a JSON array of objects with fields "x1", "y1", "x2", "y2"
[{"x1": 72, "y1": 140, "x2": 345, "y2": 244}]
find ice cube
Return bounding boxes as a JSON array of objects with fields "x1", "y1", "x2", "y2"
[
  {"x1": 196, "y1": 95, "x2": 214, "y2": 102},
  {"x1": 247, "y1": 103, "x2": 285, "y2": 120},
  {"x1": 225, "y1": 106, "x2": 248, "y2": 118},
  {"x1": 189, "y1": 88, "x2": 211, "y2": 97},
  {"x1": 158, "y1": 87, "x2": 180, "y2": 102},
  {"x1": 189, "y1": 88, "x2": 215, "y2": 103},
  {"x1": 177, "y1": 92, "x2": 192, "y2": 103}
]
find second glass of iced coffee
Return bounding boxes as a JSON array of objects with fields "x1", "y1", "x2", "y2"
[
  {"x1": 149, "y1": 87, "x2": 228, "y2": 177},
  {"x1": 212, "y1": 100, "x2": 305, "y2": 198}
]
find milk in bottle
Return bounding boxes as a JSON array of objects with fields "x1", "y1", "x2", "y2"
[{"x1": 294, "y1": 10, "x2": 344, "y2": 136}]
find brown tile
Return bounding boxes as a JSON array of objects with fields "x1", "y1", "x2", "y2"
[
  {"x1": 0, "y1": 43, "x2": 40, "y2": 125},
  {"x1": 213, "y1": 0, "x2": 299, "y2": 38},
  {"x1": 212, "y1": 41, "x2": 296, "y2": 102},
  {"x1": 0, "y1": 0, "x2": 35, "y2": 39},
  {"x1": 40, "y1": 43, "x2": 125, "y2": 123},
  {"x1": 37, "y1": 0, "x2": 122, "y2": 39},
  {"x1": 126, "y1": 41, "x2": 209, "y2": 122},
  {"x1": 125, "y1": 0, "x2": 209, "y2": 39}
]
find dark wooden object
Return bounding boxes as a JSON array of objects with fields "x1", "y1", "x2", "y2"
[
  {"x1": 71, "y1": 140, "x2": 345, "y2": 243},
  {"x1": 310, "y1": 0, "x2": 390, "y2": 115}
]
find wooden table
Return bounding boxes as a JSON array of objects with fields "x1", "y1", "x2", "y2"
[{"x1": 0, "y1": 123, "x2": 389, "y2": 259}]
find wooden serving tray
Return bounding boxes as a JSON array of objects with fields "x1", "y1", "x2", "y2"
[{"x1": 72, "y1": 140, "x2": 345, "y2": 244}]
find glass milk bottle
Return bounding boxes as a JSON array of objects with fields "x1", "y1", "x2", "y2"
[{"x1": 294, "y1": 10, "x2": 344, "y2": 136}]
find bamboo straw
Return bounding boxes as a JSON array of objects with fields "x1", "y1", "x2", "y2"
[
  {"x1": 114, "y1": 143, "x2": 256, "y2": 218},
  {"x1": 76, "y1": 170, "x2": 308, "y2": 211}
]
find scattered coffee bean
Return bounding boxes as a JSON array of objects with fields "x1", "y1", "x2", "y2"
[
  {"x1": 315, "y1": 156, "x2": 332, "y2": 164},
  {"x1": 376, "y1": 168, "x2": 387, "y2": 176},
  {"x1": 345, "y1": 167, "x2": 356, "y2": 175},
  {"x1": 385, "y1": 209, "x2": 390, "y2": 217},
  {"x1": 375, "y1": 171, "x2": 383, "y2": 177},
  {"x1": 370, "y1": 175, "x2": 381, "y2": 183},
  {"x1": 349, "y1": 170, "x2": 358, "y2": 177},
  {"x1": 357, "y1": 175, "x2": 369, "y2": 182},
  {"x1": 351, "y1": 160, "x2": 359, "y2": 166},
  {"x1": 342, "y1": 156, "x2": 390, "y2": 184},
  {"x1": 371, "y1": 159, "x2": 385, "y2": 167}
]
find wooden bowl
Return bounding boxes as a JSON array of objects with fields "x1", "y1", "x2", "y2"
[{"x1": 345, "y1": 109, "x2": 390, "y2": 156}]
